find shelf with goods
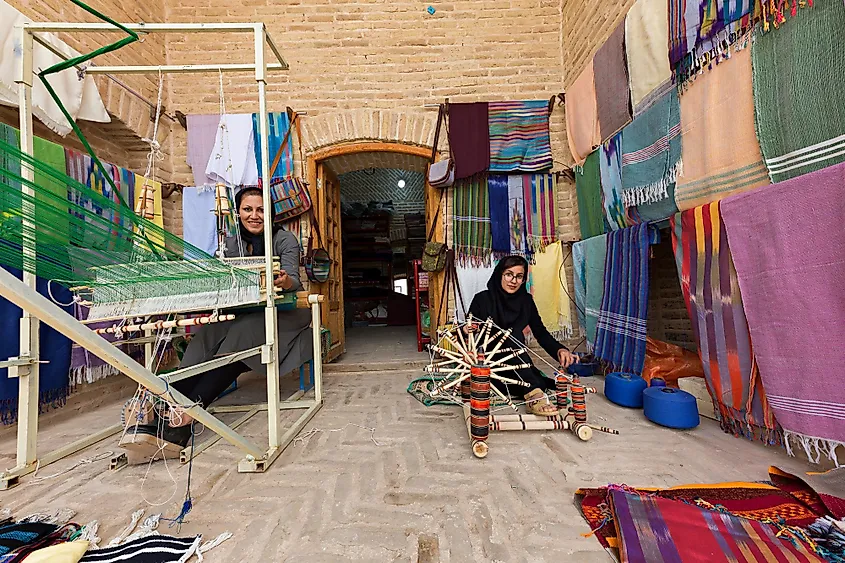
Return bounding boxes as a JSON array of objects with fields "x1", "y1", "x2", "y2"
[
  {"x1": 342, "y1": 211, "x2": 394, "y2": 327},
  {"x1": 411, "y1": 259, "x2": 430, "y2": 352}
]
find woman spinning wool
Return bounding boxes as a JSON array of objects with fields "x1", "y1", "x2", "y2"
[
  {"x1": 467, "y1": 255, "x2": 578, "y2": 417},
  {"x1": 120, "y1": 187, "x2": 312, "y2": 458}
]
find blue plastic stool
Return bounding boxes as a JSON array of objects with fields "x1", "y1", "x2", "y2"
[
  {"x1": 643, "y1": 387, "x2": 700, "y2": 429},
  {"x1": 604, "y1": 372, "x2": 648, "y2": 408}
]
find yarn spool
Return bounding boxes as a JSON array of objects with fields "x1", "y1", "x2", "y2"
[
  {"x1": 569, "y1": 383, "x2": 588, "y2": 423},
  {"x1": 572, "y1": 422, "x2": 593, "y2": 441},
  {"x1": 604, "y1": 372, "x2": 648, "y2": 408},
  {"x1": 460, "y1": 379, "x2": 471, "y2": 403},
  {"x1": 214, "y1": 183, "x2": 231, "y2": 216},
  {"x1": 650, "y1": 377, "x2": 666, "y2": 388},
  {"x1": 554, "y1": 373, "x2": 570, "y2": 410},
  {"x1": 469, "y1": 365, "x2": 491, "y2": 458},
  {"x1": 135, "y1": 183, "x2": 156, "y2": 220},
  {"x1": 643, "y1": 387, "x2": 700, "y2": 429},
  {"x1": 567, "y1": 361, "x2": 596, "y2": 378}
]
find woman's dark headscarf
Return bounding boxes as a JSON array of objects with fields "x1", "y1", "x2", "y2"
[
  {"x1": 235, "y1": 187, "x2": 274, "y2": 257},
  {"x1": 484, "y1": 255, "x2": 531, "y2": 329}
]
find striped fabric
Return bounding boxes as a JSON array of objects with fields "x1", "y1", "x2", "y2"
[
  {"x1": 620, "y1": 90, "x2": 682, "y2": 209},
  {"x1": 675, "y1": 46, "x2": 770, "y2": 211},
  {"x1": 252, "y1": 111, "x2": 293, "y2": 180},
  {"x1": 507, "y1": 175, "x2": 529, "y2": 258},
  {"x1": 488, "y1": 100, "x2": 553, "y2": 173},
  {"x1": 611, "y1": 489, "x2": 826, "y2": 563},
  {"x1": 721, "y1": 161, "x2": 845, "y2": 461},
  {"x1": 453, "y1": 173, "x2": 492, "y2": 265},
  {"x1": 80, "y1": 535, "x2": 201, "y2": 562},
  {"x1": 752, "y1": 0, "x2": 845, "y2": 183},
  {"x1": 670, "y1": 204, "x2": 778, "y2": 441},
  {"x1": 523, "y1": 173, "x2": 557, "y2": 252},
  {"x1": 594, "y1": 224, "x2": 650, "y2": 374}
]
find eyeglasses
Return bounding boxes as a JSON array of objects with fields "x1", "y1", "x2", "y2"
[{"x1": 503, "y1": 272, "x2": 525, "y2": 283}]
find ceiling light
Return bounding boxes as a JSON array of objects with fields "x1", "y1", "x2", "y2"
[{"x1": 397, "y1": 179, "x2": 406, "y2": 188}]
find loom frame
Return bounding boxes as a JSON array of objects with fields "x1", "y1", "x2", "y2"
[{"x1": 0, "y1": 21, "x2": 322, "y2": 489}]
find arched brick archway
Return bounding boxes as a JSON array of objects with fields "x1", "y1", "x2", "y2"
[{"x1": 301, "y1": 109, "x2": 437, "y2": 155}]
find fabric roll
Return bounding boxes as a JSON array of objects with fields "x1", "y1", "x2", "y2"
[
  {"x1": 447, "y1": 102, "x2": 490, "y2": 180},
  {"x1": 565, "y1": 60, "x2": 601, "y2": 165},
  {"x1": 487, "y1": 100, "x2": 553, "y2": 173},
  {"x1": 205, "y1": 114, "x2": 259, "y2": 187},
  {"x1": 593, "y1": 22, "x2": 632, "y2": 141},
  {"x1": 182, "y1": 186, "x2": 219, "y2": 256},
  {"x1": 575, "y1": 151, "x2": 604, "y2": 240},
  {"x1": 625, "y1": 0, "x2": 673, "y2": 116},
  {"x1": 721, "y1": 161, "x2": 845, "y2": 462},
  {"x1": 676, "y1": 45, "x2": 768, "y2": 210},
  {"x1": 752, "y1": 0, "x2": 845, "y2": 183},
  {"x1": 186, "y1": 114, "x2": 221, "y2": 190}
]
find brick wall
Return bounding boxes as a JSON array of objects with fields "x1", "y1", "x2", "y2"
[{"x1": 561, "y1": 0, "x2": 635, "y2": 87}]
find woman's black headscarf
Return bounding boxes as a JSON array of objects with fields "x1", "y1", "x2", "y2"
[
  {"x1": 483, "y1": 255, "x2": 531, "y2": 329},
  {"x1": 235, "y1": 187, "x2": 274, "y2": 257}
]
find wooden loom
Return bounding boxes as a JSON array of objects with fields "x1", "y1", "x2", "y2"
[
  {"x1": 0, "y1": 20, "x2": 322, "y2": 489},
  {"x1": 427, "y1": 318, "x2": 612, "y2": 459}
]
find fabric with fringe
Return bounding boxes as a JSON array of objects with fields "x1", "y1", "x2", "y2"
[
  {"x1": 453, "y1": 173, "x2": 492, "y2": 265},
  {"x1": 530, "y1": 242, "x2": 572, "y2": 340},
  {"x1": 620, "y1": 89, "x2": 682, "y2": 209},
  {"x1": 487, "y1": 100, "x2": 553, "y2": 173},
  {"x1": 670, "y1": 203, "x2": 779, "y2": 443},
  {"x1": 524, "y1": 173, "x2": 557, "y2": 252},
  {"x1": 770, "y1": 466, "x2": 845, "y2": 519},
  {"x1": 752, "y1": 0, "x2": 845, "y2": 183},
  {"x1": 722, "y1": 162, "x2": 845, "y2": 463},
  {"x1": 79, "y1": 535, "x2": 201, "y2": 563},
  {"x1": 676, "y1": 44, "x2": 769, "y2": 211}
]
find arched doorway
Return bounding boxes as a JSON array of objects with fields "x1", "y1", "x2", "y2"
[{"x1": 306, "y1": 142, "x2": 444, "y2": 363}]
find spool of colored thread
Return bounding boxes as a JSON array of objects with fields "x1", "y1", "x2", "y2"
[
  {"x1": 461, "y1": 379, "x2": 471, "y2": 402},
  {"x1": 555, "y1": 372, "x2": 570, "y2": 410},
  {"x1": 570, "y1": 383, "x2": 587, "y2": 423},
  {"x1": 650, "y1": 377, "x2": 666, "y2": 388},
  {"x1": 469, "y1": 365, "x2": 491, "y2": 444},
  {"x1": 604, "y1": 372, "x2": 648, "y2": 408}
]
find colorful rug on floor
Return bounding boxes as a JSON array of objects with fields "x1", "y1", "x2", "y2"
[
  {"x1": 770, "y1": 466, "x2": 845, "y2": 520},
  {"x1": 594, "y1": 223, "x2": 650, "y2": 375},
  {"x1": 620, "y1": 89, "x2": 682, "y2": 209},
  {"x1": 752, "y1": 0, "x2": 845, "y2": 183},
  {"x1": 577, "y1": 482, "x2": 826, "y2": 554},
  {"x1": 670, "y1": 203, "x2": 779, "y2": 443},
  {"x1": 721, "y1": 162, "x2": 845, "y2": 462},
  {"x1": 487, "y1": 100, "x2": 552, "y2": 173},
  {"x1": 675, "y1": 44, "x2": 769, "y2": 211},
  {"x1": 453, "y1": 173, "x2": 492, "y2": 265}
]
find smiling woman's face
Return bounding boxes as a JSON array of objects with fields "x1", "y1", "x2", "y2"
[
  {"x1": 501, "y1": 264, "x2": 525, "y2": 294},
  {"x1": 239, "y1": 193, "x2": 264, "y2": 235}
]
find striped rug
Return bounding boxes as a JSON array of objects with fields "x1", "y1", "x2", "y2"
[{"x1": 487, "y1": 100, "x2": 553, "y2": 173}]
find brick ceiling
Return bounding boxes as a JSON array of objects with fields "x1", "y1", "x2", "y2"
[{"x1": 323, "y1": 151, "x2": 429, "y2": 176}]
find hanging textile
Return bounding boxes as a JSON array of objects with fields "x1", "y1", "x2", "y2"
[
  {"x1": 252, "y1": 111, "x2": 293, "y2": 181},
  {"x1": 524, "y1": 173, "x2": 557, "y2": 252},
  {"x1": 583, "y1": 234, "x2": 608, "y2": 349},
  {"x1": 668, "y1": 0, "x2": 759, "y2": 86},
  {"x1": 599, "y1": 133, "x2": 629, "y2": 231},
  {"x1": 530, "y1": 242, "x2": 572, "y2": 340},
  {"x1": 0, "y1": 2, "x2": 109, "y2": 136},
  {"x1": 609, "y1": 489, "x2": 826, "y2": 563},
  {"x1": 671, "y1": 204, "x2": 778, "y2": 441},
  {"x1": 487, "y1": 174, "x2": 510, "y2": 258},
  {"x1": 565, "y1": 60, "x2": 600, "y2": 165},
  {"x1": 186, "y1": 114, "x2": 222, "y2": 190},
  {"x1": 182, "y1": 186, "x2": 218, "y2": 256},
  {"x1": 625, "y1": 0, "x2": 673, "y2": 116},
  {"x1": 572, "y1": 240, "x2": 587, "y2": 334},
  {"x1": 487, "y1": 100, "x2": 552, "y2": 173},
  {"x1": 453, "y1": 173, "x2": 491, "y2": 265},
  {"x1": 770, "y1": 466, "x2": 845, "y2": 520},
  {"x1": 0, "y1": 267, "x2": 73, "y2": 424},
  {"x1": 506, "y1": 175, "x2": 530, "y2": 259},
  {"x1": 575, "y1": 151, "x2": 604, "y2": 240},
  {"x1": 676, "y1": 45, "x2": 769, "y2": 210},
  {"x1": 721, "y1": 162, "x2": 845, "y2": 463},
  {"x1": 752, "y1": 0, "x2": 845, "y2": 184},
  {"x1": 78, "y1": 535, "x2": 202, "y2": 563},
  {"x1": 456, "y1": 261, "x2": 497, "y2": 322},
  {"x1": 620, "y1": 89, "x2": 682, "y2": 209},
  {"x1": 32, "y1": 137, "x2": 69, "y2": 251},
  {"x1": 594, "y1": 224, "x2": 650, "y2": 375},
  {"x1": 205, "y1": 113, "x2": 259, "y2": 187},
  {"x1": 593, "y1": 23, "x2": 632, "y2": 142},
  {"x1": 630, "y1": 181, "x2": 679, "y2": 224},
  {"x1": 448, "y1": 102, "x2": 490, "y2": 180}
]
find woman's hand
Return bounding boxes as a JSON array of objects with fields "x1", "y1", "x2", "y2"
[
  {"x1": 274, "y1": 269, "x2": 292, "y2": 291},
  {"x1": 558, "y1": 349, "x2": 579, "y2": 369}
]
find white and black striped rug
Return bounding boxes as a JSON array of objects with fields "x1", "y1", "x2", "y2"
[{"x1": 80, "y1": 535, "x2": 201, "y2": 563}]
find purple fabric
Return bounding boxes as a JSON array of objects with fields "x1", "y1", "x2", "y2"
[
  {"x1": 593, "y1": 22, "x2": 632, "y2": 142},
  {"x1": 186, "y1": 114, "x2": 221, "y2": 189},
  {"x1": 448, "y1": 103, "x2": 490, "y2": 180},
  {"x1": 721, "y1": 162, "x2": 845, "y2": 447}
]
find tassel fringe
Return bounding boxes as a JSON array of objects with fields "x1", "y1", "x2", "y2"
[
  {"x1": 621, "y1": 159, "x2": 683, "y2": 208},
  {"x1": 783, "y1": 430, "x2": 844, "y2": 466}
]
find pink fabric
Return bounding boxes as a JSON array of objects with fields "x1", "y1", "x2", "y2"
[
  {"x1": 721, "y1": 162, "x2": 845, "y2": 450},
  {"x1": 186, "y1": 114, "x2": 221, "y2": 189}
]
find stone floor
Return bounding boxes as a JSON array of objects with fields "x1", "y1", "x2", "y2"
[{"x1": 0, "y1": 364, "x2": 815, "y2": 562}]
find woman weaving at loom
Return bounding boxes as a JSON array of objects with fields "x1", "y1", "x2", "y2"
[
  {"x1": 120, "y1": 187, "x2": 312, "y2": 458},
  {"x1": 467, "y1": 256, "x2": 578, "y2": 417}
]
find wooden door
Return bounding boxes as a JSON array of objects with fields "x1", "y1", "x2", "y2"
[
  {"x1": 311, "y1": 162, "x2": 345, "y2": 362},
  {"x1": 425, "y1": 176, "x2": 445, "y2": 332}
]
